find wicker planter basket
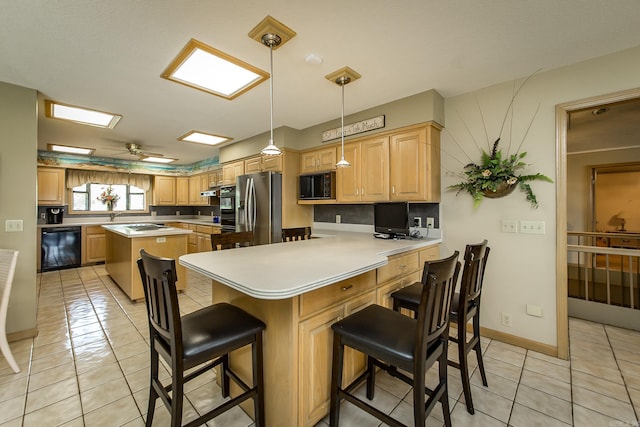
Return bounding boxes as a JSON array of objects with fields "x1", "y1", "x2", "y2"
[{"x1": 482, "y1": 182, "x2": 517, "y2": 199}]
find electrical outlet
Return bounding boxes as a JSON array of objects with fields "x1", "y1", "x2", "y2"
[
  {"x1": 520, "y1": 220, "x2": 545, "y2": 234},
  {"x1": 5, "y1": 220, "x2": 23, "y2": 232},
  {"x1": 336, "y1": 214, "x2": 341, "y2": 224},
  {"x1": 426, "y1": 217, "x2": 435, "y2": 228},
  {"x1": 526, "y1": 304, "x2": 543, "y2": 317},
  {"x1": 413, "y1": 217, "x2": 422, "y2": 227},
  {"x1": 40, "y1": 213, "x2": 46, "y2": 220},
  {"x1": 176, "y1": 211, "x2": 180, "y2": 216},
  {"x1": 501, "y1": 219, "x2": 518, "y2": 233},
  {"x1": 501, "y1": 312, "x2": 513, "y2": 327}
]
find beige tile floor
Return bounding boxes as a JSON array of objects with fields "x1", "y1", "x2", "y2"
[{"x1": 0, "y1": 265, "x2": 638, "y2": 426}]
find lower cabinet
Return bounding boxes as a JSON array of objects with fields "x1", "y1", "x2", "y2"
[{"x1": 82, "y1": 225, "x2": 106, "y2": 264}]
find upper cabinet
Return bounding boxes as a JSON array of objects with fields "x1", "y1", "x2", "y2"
[
  {"x1": 37, "y1": 167, "x2": 65, "y2": 205},
  {"x1": 244, "y1": 155, "x2": 283, "y2": 174},
  {"x1": 300, "y1": 147, "x2": 336, "y2": 174},
  {"x1": 389, "y1": 124, "x2": 441, "y2": 202},
  {"x1": 188, "y1": 173, "x2": 210, "y2": 206},
  {"x1": 222, "y1": 161, "x2": 245, "y2": 185},
  {"x1": 152, "y1": 176, "x2": 176, "y2": 206},
  {"x1": 176, "y1": 177, "x2": 189, "y2": 206},
  {"x1": 337, "y1": 137, "x2": 389, "y2": 203}
]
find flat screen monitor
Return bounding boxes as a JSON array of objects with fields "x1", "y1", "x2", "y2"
[{"x1": 374, "y1": 202, "x2": 409, "y2": 238}]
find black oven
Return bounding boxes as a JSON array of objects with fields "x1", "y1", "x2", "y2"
[
  {"x1": 41, "y1": 226, "x2": 82, "y2": 271},
  {"x1": 219, "y1": 186, "x2": 236, "y2": 232}
]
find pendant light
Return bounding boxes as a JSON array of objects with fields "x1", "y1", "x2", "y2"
[
  {"x1": 249, "y1": 16, "x2": 296, "y2": 156},
  {"x1": 326, "y1": 67, "x2": 361, "y2": 168},
  {"x1": 260, "y1": 33, "x2": 282, "y2": 156}
]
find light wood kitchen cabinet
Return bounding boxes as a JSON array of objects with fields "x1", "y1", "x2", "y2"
[
  {"x1": 245, "y1": 154, "x2": 284, "y2": 174},
  {"x1": 37, "y1": 167, "x2": 65, "y2": 205},
  {"x1": 196, "y1": 224, "x2": 221, "y2": 252},
  {"x1": 82, "y1": 225, "x2": 106, "y2": 264},
  {"x1": 336, "y1": 136, "x2": 389, "y2": 202},
  {"x1": 208, "y1": 169, "x2": 222, "y2": 187},
  {"x1": 188, "y1": 174, "x2": 210, "y2": 206},
  {"x1": 389, "y1": 124, "x2": 441, "y2": 202},
  {"x1": 300, "y1": 147, "x2": 336, "y2": 173},
  {"x1": 222, "y1": 161, "x2": 245, "y2": 185},
  {"x1": 152, "y1": 176, "x2": 176, "y2": 206},
  {"x1": 176, "y1": 177, "x2": 189, "y2": 205}
]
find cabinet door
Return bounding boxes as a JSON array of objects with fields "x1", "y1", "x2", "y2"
[
  {"x1": 188, "y1": 176, "x2": 201, "y2": 205},
  {"x1": 222, "y1": 164, "x2": 235, "y2": 185},
  {"x1": 336, "y1": 143, "x2": 361, "y2": 202},
  {"x1": 85, "y1": 231, "x2": 106, "y2": 263},
  {"x1": 153, "y1": 176, "x2": 176, "y2": 206},
  {"x1": 376, "y1": 271, "x2": 421, "y2": 310},
  {"x1": 389, "y1": 128, "x2": 426, "y2": 201},
  {"x1": 299, "y1": 305, "x2": 344, "y2": 427},
  {"x1": 361, "y1": 136, "x2": 389, "y2": 202},
  {"x1": 176, "y1": 177, "x2": 189, "y2": 205},
  {"x1": 342, "y1": 291, "x2": 376, "y2": 386},
  {"x1": 317, "y1": 147, "x2": 337, "y2": 171},
  {"x1": 199, "y1": 174, "x2": 210, "y2": 205},
  {"x1": 262, "y1": 155, "x2": 282, "y2": 172},
  {"x1": 37, "y1": 167, "x2": 65, "y2": 205},
  {"x1": 300, "y1": 152, "x2": 319, "y2": 174},
  {"x1": 232, "y1": 161, "x2": 245, "y2": 181},
  {"x1": 244, "y1": 156, "x2": 262, "y2": 174}
]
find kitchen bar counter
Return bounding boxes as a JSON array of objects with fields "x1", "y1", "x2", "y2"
[
  {"x1": 178, "y1": 230, "x2": 441, "y2": 426},
  {"x1": 179, "y1": 230, "x2": 441, "y2": 299},
  {"x1": 101, "y1": 223, "x2": 193, "y2": 237}
]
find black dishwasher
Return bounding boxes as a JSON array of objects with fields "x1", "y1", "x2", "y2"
[{"x1": 41, "y1": 226, "x2": 82, "y2": 272}]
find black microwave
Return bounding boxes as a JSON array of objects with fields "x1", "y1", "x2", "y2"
[{"x1": 299, "y1": 171, "x2": 336, "y2": 200}]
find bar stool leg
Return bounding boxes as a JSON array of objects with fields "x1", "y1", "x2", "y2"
[
  {"x1": 329, "y1": 336, "x2": 345, "y2": 427},
  {"x1": 253, "y1": 333, "x2": 265, "y2": 427}
]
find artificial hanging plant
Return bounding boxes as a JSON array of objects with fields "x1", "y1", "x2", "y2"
[{"x1": 448, "y1": 72, "x2": 553, "y2": 208}]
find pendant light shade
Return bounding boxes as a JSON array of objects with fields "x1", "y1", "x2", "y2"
[
  {"x1": 326, "y1": 67, "x2": 361, "y2": 168},
  {"x1": 260, "y1": 34, "x2": 282, "y2": 156}
]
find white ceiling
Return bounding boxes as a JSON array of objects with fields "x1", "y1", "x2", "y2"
[{"x1": 1, "y1": 1, "x2": 640, "y2": 165}]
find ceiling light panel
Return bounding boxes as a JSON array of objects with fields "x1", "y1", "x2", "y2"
[
  {"x1": 141, "y1": 156, "x2": 176, "y2": 164},
  {"x1": 44, "y1": 100, "x2": 122, "y2": 128},
  {"x1": 179, "y1": 131, "x2": 231, "y2": 146},
  {"x1": 162, "y1": 39, "x2": 269, "y2": 100},
  {"x1": 47, "y1": 144, "x2": 94, "y2": 155}
]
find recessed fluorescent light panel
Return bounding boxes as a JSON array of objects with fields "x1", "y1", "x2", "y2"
[
  {"x1": 141, "y1": 156, "x2": 177, "y2": 164},
  {"x1": 162, "y1": 38, "x2": 269, "y2": 100},
  {"x1": 44, "y1": 100, "x2": 122, "y2": 128},
  {"x1": 47, "y1": 144, "x2": 95, "y2": 155},
  {"x1": 179, "y1": 131, "x2": 232, "y2": 146}
]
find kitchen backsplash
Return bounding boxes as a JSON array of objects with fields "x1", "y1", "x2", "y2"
[{"x1": 314, "y1": 203, "x2": 439, "y2": 228}]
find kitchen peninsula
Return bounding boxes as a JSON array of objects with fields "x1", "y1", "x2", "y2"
[
  {"x1": 179, "y1": 230, "x2": 442, "y2": 426},
  {"x1": 103, "y1": 223, "x2": 192, "y2": 300}
]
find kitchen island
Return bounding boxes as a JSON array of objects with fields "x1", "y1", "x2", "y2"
[
  {"x1": 179, "y1": 230, "x2": 442, "y2": 426},
  {"x1": 103, "y1": 224, "x2": 192, "y2": 300}
]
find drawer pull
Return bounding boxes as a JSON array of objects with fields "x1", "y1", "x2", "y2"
[
  {"x1": 341, "y1": 285, "x2": 353, "y2": 291},
  {"x1": 399, "y1": 264, "x2": 407, "y2": 269}
]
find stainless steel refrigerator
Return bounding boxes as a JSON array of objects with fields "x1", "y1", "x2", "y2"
[{"x1": 236, "y1": 171, "x2": 282, "y2": 245}]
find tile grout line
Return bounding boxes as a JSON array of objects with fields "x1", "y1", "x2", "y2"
[{"x1": 603, "y1": 324, "x2": 640, "y2": 425}]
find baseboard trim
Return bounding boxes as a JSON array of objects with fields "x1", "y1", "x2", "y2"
[
  {"x1": 478, "y1": 326, "x2": 558, "y2": 358},
  {"x1": 7, "y1": 327, "x2": 38, "y2": 343}
]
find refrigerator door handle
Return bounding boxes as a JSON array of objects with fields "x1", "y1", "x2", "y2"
[
  {"x1": 244, "y1": 178, "x2": 251, "y2": 229},
  {"x1": 249, "y1": 177, "x2": 256, "y2": 231}
]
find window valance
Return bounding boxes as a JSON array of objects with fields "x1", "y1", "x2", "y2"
[{"x1": 66, "y1": 169, "x2": 151, "y2": 191}]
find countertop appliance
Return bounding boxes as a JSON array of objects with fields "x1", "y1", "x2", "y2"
[
  {"x1": 46, "y1": 207, "x2": 64, "y2": 224},
  {"x1": 41, "y1": 226, "x2": 81, "y2": 271},
  {"x1": 236, "y1": 171, "x2": 282, "y2": 245},
  {"x1": 299, "y1": 171, "x2": 336, "y2": 200},
  {"x1": 219, "y1": 186, "x2": 236, "y2": 232}
]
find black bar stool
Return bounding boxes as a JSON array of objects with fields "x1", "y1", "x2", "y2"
[
  {"x1": 329, "y1": 251, "x2": 460, "y2": 427},
  {"x1": 211, "y1": 231, "x2": 254, "y2": 250},
  {"x1": 137, "y1": 248, "x2": 266, "y2": 427},
  {"x1": 281, "y1": 226, "x2": 312, "y2": 241},
  {"x1": 392, "y1": 240, "x2": 490, "y2": 414}
]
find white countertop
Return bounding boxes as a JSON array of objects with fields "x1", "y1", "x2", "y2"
[
  {"x1": 102, "y1": 223, "x2": 193, "y2": 238},
  {"x1": 179, "y1": 230, "x2": 441, "y2": 300},
  {"x1": 38, "y1": 216, "x2": 221, "y2": 228}
]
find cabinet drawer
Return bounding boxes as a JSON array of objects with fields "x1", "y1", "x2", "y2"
[
  {"x1": 377, "y1": 252, "x2": 419, "y2": 284},
  {"x1": 196, "y1": 225, "x2": 215, "y2": 234},
  {"x1": 85, "y1": 225, "x2": 105, "y2": 235},
  {"x1": 419, "y1": 245, "x2": 440, "y2": 266},
  {"x1": 299, "y1": 270, "x2": 375, "y2": 318}
]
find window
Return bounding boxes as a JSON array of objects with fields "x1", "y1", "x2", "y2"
[{"x1": 72, "y1": 183, "x2": 146, "y2": 212}]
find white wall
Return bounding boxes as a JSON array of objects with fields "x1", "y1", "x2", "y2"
[
  {"x1": 441, "y1": 45, "x2": 640, "y2": 346},
  {"x1": 0, "y1": 81, "x2": 37, "y2": 334}
]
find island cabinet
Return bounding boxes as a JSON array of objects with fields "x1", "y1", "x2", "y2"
[
  {"x1": 336, "y1": 136, "x2": 389, "y2": 202},
  {"x1": 104, "y1": 228, "x2": 188, "y2": 300},
  {"x1": 37, "y1": 167, "x2": 65, "y2": 205},
  {"x1": 208, "y1": 243, "x2": 440, "y2": 427},
  {"x1": 152, "y1": 175, "x2": 176, "y2": 206},
  {"x1": 300, "y1": 147, "x2": 337, "y2": 174},
  {"x1": 389, "y1": 123, "x2": 441, "y2": 202}
]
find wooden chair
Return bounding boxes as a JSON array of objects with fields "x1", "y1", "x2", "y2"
[
  {"x1": 281, "y1": 227, "x2": 312, "y2": 242},
  {"x1": 0, "y1": 249, "x2": 20, "y2": 373},
  {"x1": 210, "y1": 231, "x2": 254, "y2": 251},
  {"x1": 391, "y1": 240, "x2": 490, "y2": 414},
  {"x1": 329, "y1": 251, "x2": 460, "y2": 427},
  {"x1": 137, "y1": 249, "x2": 266, "y2": 427}
]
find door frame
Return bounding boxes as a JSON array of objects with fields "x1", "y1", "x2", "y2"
[{"x1": 555, "y1": 87, "x2": 640, "y2": 360}]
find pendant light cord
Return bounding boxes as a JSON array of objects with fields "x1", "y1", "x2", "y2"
[{"x1": 269, "y1": 43, "x2": 274, "y2": 145}]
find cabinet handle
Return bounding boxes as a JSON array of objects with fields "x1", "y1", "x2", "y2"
[
  {"x1": 341, "y1": 285, "x2": 353, "y2": 291},
  {"x1": 399, "y1": 264, "x2": 407, "y2": 270},
  {"x1": 392, "y1": 185, "x2": 395, "y2": 194},
  {"x1": 362, "y1": 187, "x2": 365, "y2": 196}
]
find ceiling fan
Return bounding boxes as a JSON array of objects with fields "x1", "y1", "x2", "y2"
[{"x1": 105, "y1": 142, "x2": 165, "y2": 160}]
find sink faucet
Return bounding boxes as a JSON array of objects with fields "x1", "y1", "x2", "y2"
[{"x1": 109, "y1": 212, "x2": 124, "y2": 222}]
